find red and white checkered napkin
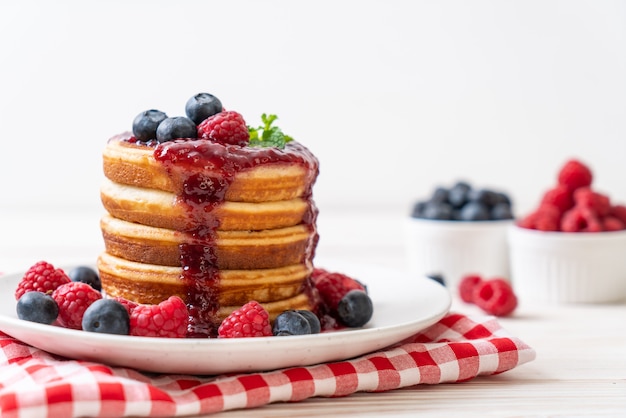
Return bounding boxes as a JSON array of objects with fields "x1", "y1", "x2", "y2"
[{"x1": 0, "y1": 313, "x2": 535, "y2": 418}]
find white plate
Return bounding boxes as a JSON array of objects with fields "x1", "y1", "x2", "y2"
[{"x1": 0, "y1": 261, "x2": 451, "y2": 375}]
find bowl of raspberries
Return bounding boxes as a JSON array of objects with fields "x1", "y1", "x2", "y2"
[
  {"x1": 509, "y1": 159, "x2": 626, "y2": 304},
  {"x1": 405, "y1": 180, "x2": 515, "y2": 291}
]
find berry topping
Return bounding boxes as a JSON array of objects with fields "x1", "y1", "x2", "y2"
[
  {"x1": 296, "y1": 309, "x2": 322, "y2": 334},
  {"x1": 310, "y1": 268, "x2": 372, "y2": 330},
  {"x1": 312, "y1": 268, "x2": 367, "y2": 311},
  {"x1": 472, "y1": 278, "x2": 518, "y2": 317},
  {"x1": 458, "y1": 274, "x2": 483, "y2": 303},
  {"x1": 218, "y1": 300, "x2": 272, "y2": 338},
  {"x1": 68, "y1": 265, "x2": 101, "y2": 292},
  {"x1": 132, "y1": 109, "x2": 168, "y2": 141},
  {"x1": 155, "y1": 116, "x2": 197, "y2": 142},
  {"x1": 130, "y1": 296, "x2": 189, "y2": 338},
  {"x1": 411, "y1": 181, "x2": 513, "y2": 221},
  {"x1": 15, "y1": 261, "x2": 71, "y2": 300},
  {"x1": 16, "y1": 291, "x2": 59, "y2": 325},
  {"x1": 272, "y1": 310, "x2": 312, "y2": 336},
  {"x1": 113, "y1": 296, "x2": 139, "y2": 315},
  {"x1": 82, "y1": 299, "x2": 130, "y2": 335},
  {"x1": 336, "y1": 290, "x2": 373, "y2": 328},
  {"x1": 558, "y1": 159, "x2": 593, "y2": 192},
  {"x1": 248, "y1": 113, "x2": 294, "y2": 149},
  {"x1": 52, "y1": 282, "x2": 103, "y2": 329},
  {"x1": 197, "y1": 110, "x2": 250, "y2": 146},
  {"x1": 185, "y1": 92, "x2": 223, "y2": 125}
]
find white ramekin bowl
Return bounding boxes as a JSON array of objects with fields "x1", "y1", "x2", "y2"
[
  {"x1": 508, "y1": 225, "x2": 626, "y2": 304},
  {"x1": 404, "y1": 218, "x2": 513, "y2": 291}
]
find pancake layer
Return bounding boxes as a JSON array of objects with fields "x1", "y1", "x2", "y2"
[{"x1": 101, "y1": 214, "x2": 314, "y2": 269}]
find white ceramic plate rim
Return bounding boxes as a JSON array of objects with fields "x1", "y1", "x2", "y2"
[{"x1": 0, "y1": 260, "x2": 451, "y2": 375}]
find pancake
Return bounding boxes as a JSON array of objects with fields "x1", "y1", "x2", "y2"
[
  {"x1": 101, "y1": 178, "x2": 312, "y2": 232},
  {"x1": 100, "y1": 214, "x2": 314, "y2": 269},
  {"x1": 103, "y1": 134, "x2": 317, "y2": 202},
  {"x1": 97, "y1": 252, "x2": 313, "y2": 323}
]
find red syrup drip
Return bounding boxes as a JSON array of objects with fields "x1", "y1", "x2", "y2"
[{"x1": 152, "y1": 138, "x2": 320, "y2": 337}]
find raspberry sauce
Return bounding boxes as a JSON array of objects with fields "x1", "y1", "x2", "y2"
[{"x1": 149, "y1": 138, "x2": 319, "y2": 337}]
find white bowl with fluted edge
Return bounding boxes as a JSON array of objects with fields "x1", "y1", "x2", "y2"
[
  {"x1": 404, "y1": 217, "x2": 513, "y2": 291},
  {"x1": 508, "y1": 225, "x2": 626, "y2": 304}
]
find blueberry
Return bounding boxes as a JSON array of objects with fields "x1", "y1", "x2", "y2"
[
  {"x1": 337, "y1": 290, "x2": 373, "y2": 328},
  {"x1": 185, "y1": 92, "x2": 223, "y2": 124},
  {"x1": 273, "y1": 310, "x2": 312, "y2": 336},
  {"x1": 426, "y1": 273, "x2": 446, "y2": 286},
  {"x1": 491, "y1": 202, "x2": 514, "y2": 220},
  {"x1": 411, "y1": 201, "x2": 427, "y2": 218},
  {"x1": 468, "y1": 189, "x2": 498, "y2": 208},
  {"x1": 295, "y1": 309, "x2": 321, "y2": 334},
  {"x1": 421, "y1": 202, "x2": 453, "y2": 220},
  {"x1": 16, "y1": 291, "x2": 59, "y2": 324},
  {"x1": 68, "y1": 266, "x2": 101, "y2": 292},
  {"x1": 448, "y1": 181, "x2": 472, "y2": 208},
  {"x1": 156, "y1": 116, "x2": 197, "y2": 142},
  {"x1": 430, "y1": 187, "x2": 450, "y2": 204},
  {"x1": 81, "y1": 299, "x2": 130, "y2": 335},
  {"x1": 459, "y1": 201, "x2": 490, "y2": 221},
  {"x1": 132, "y1": 109, "x2": 168, "y2": 141},
  {"x1": 493, "y1": 192, "x2": 512, "y2": 206}
]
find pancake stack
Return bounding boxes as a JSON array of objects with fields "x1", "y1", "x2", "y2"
[{"x1": 97, "y1": 133, "x2": 320, "y2": 336}]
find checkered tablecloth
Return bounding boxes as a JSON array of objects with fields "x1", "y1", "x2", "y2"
[{"x1": 0, "y1": 312, "x2": 535, "y2": 417}]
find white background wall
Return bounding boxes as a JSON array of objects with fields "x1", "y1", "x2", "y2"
[{"x1": 1, "y1": 0, "x2": 625, "y2": 270}]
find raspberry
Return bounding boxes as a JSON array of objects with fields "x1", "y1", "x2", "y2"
[
  {"x1": 472, "y1": 278, "x2": 517, "y2": 316},
  {"x1": 458, "y1": 274, "x2": 483, "y2": 303},
  {"x1": 311, "y1": 268, "x2": 367, "y2": 310},
  {"x1": 540, "y1": 185, "x2": 573, "y2": 215},
  {"x1": 610, "y1": 205, "x2": 626, "y2": 225},
  {"x1": 573, "y1": 187, "x2": 611, "y2": 217},
  {"x1": 130, "y1": 296, "x2": 189, "y2": 338},
  {"x1": 602, "y1": 216, "x2": 625, "y2": 231},
  {"x1": 557, "y1": 159, "x2": 592, "y2": 192},
  {"x1": 517, "y1": 205, "x2": 560, "y2": 231},
  {"x1": 197, "y1": 110, "x2": 250, "y2": 146},
  {"x1": 15, "y1": 261, "x2": 71, "y2": 300},
  {"x1": 218, "y1": 300, "x2": 272, "y2": 338},
  {"x1": 561, "y1": 206, "x2": 602, "y2": 232},
  {"x1": 113, "y1": 296, "x2": 139, "y2": 315},
  {"x1": 52, "y1": 282, "x2": 102, "y2": 329}
]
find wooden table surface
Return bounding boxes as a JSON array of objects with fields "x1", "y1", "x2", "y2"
[{"x1": 1, "y1": 210, "x2": 625, "y2": 417}]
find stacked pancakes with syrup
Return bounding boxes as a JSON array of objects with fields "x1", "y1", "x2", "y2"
[{"x1": 97, "y1": 97, "x2": 319, "y2": 336}]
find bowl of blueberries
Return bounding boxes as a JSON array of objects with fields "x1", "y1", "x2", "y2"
[{"x1": 405, "y1": 181, "x2": 515, "y2": 291}]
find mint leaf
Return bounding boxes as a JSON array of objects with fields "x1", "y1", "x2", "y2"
[{"x1": 248, "y1": 113, "x2": 293, "y2": 148}]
